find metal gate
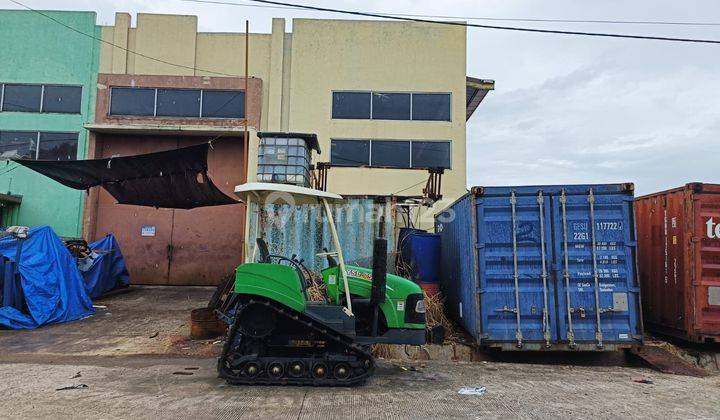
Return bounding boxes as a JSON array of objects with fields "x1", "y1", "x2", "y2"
[{"x1": 91, "y1": 134, "x2": 245, "y2": 285}]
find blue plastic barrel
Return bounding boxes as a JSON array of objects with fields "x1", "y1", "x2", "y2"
[{"x1": 398, "y1": 228, "x2": 441, "y2": 284}]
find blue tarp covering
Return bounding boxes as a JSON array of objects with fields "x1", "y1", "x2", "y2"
[
  {"x1": 0, "y1": 226, "x2": 95, "y2": 330},
  {"x1": 80, "y1": 234, "x2": 130, "y2": 299}
]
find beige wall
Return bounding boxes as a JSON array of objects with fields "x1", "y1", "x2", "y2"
[
  {"x1": 99, "y1": 13, "x2": 274, "y2": 130},
  {"x1": 285, "y1": 19, "x2": 467, "y2": 218},
  {"x1": 97, "y1": 14, "x2": 469, "y2": 221}
]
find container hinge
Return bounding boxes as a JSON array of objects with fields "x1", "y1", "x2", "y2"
[
  {"x1": 537, "y1": 190, "x2": 551, "y2": 348},
  {"x1": 509, "y1": 191, "x2": 523, "y2": 349},
  {"x1": 588, "y1": 188, "x2": 604, "y2": 349},
  {"x1": 560, "y1": 189, "x2": 577, "y2": 349},
  {"x1": 474, "y1": 243, "x2": 485, "y2": 249}
]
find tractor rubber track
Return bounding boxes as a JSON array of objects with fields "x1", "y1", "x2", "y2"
[{"x1": 217, "y1": 297, "x2": 375, "y2": 386}]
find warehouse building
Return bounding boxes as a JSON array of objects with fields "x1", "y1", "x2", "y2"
[{"x1": 0, "y1": 10, "x2": 492, "y2": 284}]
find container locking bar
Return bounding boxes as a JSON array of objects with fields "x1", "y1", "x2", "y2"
[
  {"x1": 560, "y1": 189, "x2": 576, "y2": 348},
  {"x1": 509, "y1": 191, "x2": 523, "y2": 348},
  {"x1": 588, "y1": 188, "x2": 604, "y2": 348},
  {"x1": 537, "y1": 191, "x2": 551, "y2": 348}
]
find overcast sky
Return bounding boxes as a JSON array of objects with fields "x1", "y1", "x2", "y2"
[{"x1": 6, "y1": 0, "x2": 719, "y2": 195}]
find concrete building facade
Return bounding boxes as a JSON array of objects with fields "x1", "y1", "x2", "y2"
[
  {"x1": 0, "y1": 10, "x2": 491, "y2": 284},
  {"x1": 0, "y1": 10, "x2": 101, "y2": 236},
  {"x1": 96, "y1": 13, "x2": 488, "y2": 201}
]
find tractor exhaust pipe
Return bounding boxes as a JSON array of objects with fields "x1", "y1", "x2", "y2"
[{"x1": 370, "y1": 216, "x2": 388, "y2": 337}]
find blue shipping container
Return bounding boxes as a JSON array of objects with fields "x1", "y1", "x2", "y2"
[{"x1": 435, "y1": 184, "x2": 643, "y2": 351}]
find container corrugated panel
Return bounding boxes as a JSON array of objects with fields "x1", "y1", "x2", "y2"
[
  {"x1": 436, "y1": 183, "x2": 643, "y2": 351},
  {"x1": 635, "y1": 183, "x2": 720, "y2": 344},
  {"x1": 248, "y1": 198, "x2": 394, "y2": 272}
]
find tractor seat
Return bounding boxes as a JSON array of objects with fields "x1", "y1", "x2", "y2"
[{"x1": 255, "y1": 238, "x2": 271, "y2": 263}]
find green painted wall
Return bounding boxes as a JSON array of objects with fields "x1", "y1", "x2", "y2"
[{"x1": 0, "y1": 10, "x2": 100, "y2": 237}]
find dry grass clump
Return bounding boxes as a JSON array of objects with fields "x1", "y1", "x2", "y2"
[
  {"x1": 305, "y1": 272, "x2": 328, "y2": 302},
  {"x1": 372, "y1": 343, "x2": 400, "y2": 359},
  {"x1": 422, "y1": 291, "x2": 460, "y2": 342}
]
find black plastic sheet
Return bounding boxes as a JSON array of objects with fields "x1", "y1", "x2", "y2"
[{"x1": 14, "y1": 143, "x2": 239, "y2": 209}]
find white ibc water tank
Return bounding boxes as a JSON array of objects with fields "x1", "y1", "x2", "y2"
[{"x1": 256, "y1": 132, "x2": 320, "y2": 187}]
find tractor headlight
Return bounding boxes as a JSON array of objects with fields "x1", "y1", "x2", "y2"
[{"x1": 404, "y1": 293, "x2": 426, "y2": 324}]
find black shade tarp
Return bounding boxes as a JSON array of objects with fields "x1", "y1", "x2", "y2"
[{"x1": 13, "y1": 143, "x2": 239, "y2": 209}]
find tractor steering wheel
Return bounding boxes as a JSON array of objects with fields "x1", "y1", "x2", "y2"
[{"x1": 268, "y1": 255, "x2": 313, "y2": 289}]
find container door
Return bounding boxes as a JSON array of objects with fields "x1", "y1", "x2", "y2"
[
  {"x1": 693, "y1": 191, "x2": 720, "y2": 338},
  {"x1": 552, "y1": 188, "x2": 641, "y2": 348},
  {"x1": 477, "y1": 190, "x2": 558, "y2": 347}
]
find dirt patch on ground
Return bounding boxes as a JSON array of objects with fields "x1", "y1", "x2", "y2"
[{"x1": 0, "y1": 286, "x2": 221, "y2": 361}]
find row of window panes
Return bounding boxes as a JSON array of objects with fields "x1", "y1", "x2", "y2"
[
  {"x1": 330, "y1": 139, "x2": 451, "y2": 169},
  {"x1": 0, "y1": 131, "x2": 78, "y2": 161},
  {"x1": 332, "y1": 92, "x2": 451, "y2": 121},
  {"x1": 109, "y1": 87, "x2": 245, "y2": 118},
  {"x1": 0, "y1": 84, "x2": 82, "y2": 114}
]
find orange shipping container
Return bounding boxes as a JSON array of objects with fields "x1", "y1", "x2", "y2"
[{"x1": 635, "y1": 183, "x2": 720, "y2": 344}]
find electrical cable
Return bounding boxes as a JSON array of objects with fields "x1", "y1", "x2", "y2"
[
  {"x1": 179, "y1": 0, "x2": 720, "y2": 27},
  {"x1": 191, "y1": 0, "x2": 720, "y2": 44},
  {"x1": 7, "y1": 0, "x2": 243, "y2": 77}
]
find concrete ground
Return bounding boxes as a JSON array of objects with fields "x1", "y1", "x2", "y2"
[{"x1": 0, "y1": 287, "x2": 719, "y2": 419}]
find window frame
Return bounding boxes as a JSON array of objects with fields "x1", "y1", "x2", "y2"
[
  {"x1": 330, "y1": 139, "x2": 371, "y2": 167},
  {"x1": 0, "y1": 130, "x2": 39, "y2": 160},
  {"x1": 331, "y1": 138, "x2": 452, "y2": 170},
  {"x1": 411, "y1": 92, "x2": 452, "y2": 122},
  {"x1": 1, "y1": 83, "x2": 43, "y2": 113},
  {"x1": 0, "y1": 83, "x2": 83, "y2": 114},
  {"x1": 37, "y1": 131, "x2": 80, "y2": 161},
  {"x1": 200, "y1": 89, "x2": 246, "y2": 119},
  {"x1": 331, "y1": 91, "x2": 372, "y2": 120},
  {"x1": 0, "y1": 130, "x2": 79, "y2": 161},
  {"x1": 108, "y1": 86, "x2": 245, "y2": 119},
  {"x1": 41, "y1": 84, "x2": 84, "y2": 115},
  {"x1": 331, "y1": 90, "x2": 452, "y2": 122},
  {"x1": 155, "y1": 87, "x2": 202, "y2": 118}
]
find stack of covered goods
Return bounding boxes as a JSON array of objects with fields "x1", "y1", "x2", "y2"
[{"x1": 0, "y1": 226, "x2": 130, "y2": 330}]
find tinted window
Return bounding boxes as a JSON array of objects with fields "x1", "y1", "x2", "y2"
[
  {"x1": 332, "y1": 92, "x2": 371, "y2": 119},
  {"x1": 2, "y1": 84, "x2": 42, "y2": 112},
  {"x1": 202, "y1": 90, "x2": 244, "y2": 118},
  {"x1": 331, "y1": 140, "x2": 370, "y2": 167},
  {"x1": 412, "y1": 93, "x2": 451, "y2": 121},
  {"x1": 371, "y1": 141, "x2": 410, "y2": 168},
  {"x1": 372, "y1": 92, "x2": 410, "y2": 120},
  {"x1": 38, "y1": 132, "x2": 78, "y2": 161},
  {"x1": 110, "y1": 87, "x2": 155, "y2": 116},
  {"x1": 0, "y1": 131, "x2": 37, "y2": 159},
  {"x1": 412, "y1": 141, "x2": 451, "y2": 169},
  {"x1": 42, "y1": 85, "x2": 82, "y2": 114},
  {"x1": 156, "y1": 89, "x2": 200, "y2": 117}
]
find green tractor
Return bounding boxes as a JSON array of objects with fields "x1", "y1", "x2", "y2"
[{"x1": 216, "y1": 182, "x2": 436, "y2": 386}]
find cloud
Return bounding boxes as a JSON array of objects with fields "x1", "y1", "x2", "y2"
[{"x1": 468, "y1": 23, "x2": 720, "y2": 195}]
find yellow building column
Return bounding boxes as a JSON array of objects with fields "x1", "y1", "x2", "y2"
[
  {"x1": 267, "y1": 18, "x2": 285, "y2": 131},
  {"x1": 111, "y1": 12, "x2": 130, "y2": 74}
]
